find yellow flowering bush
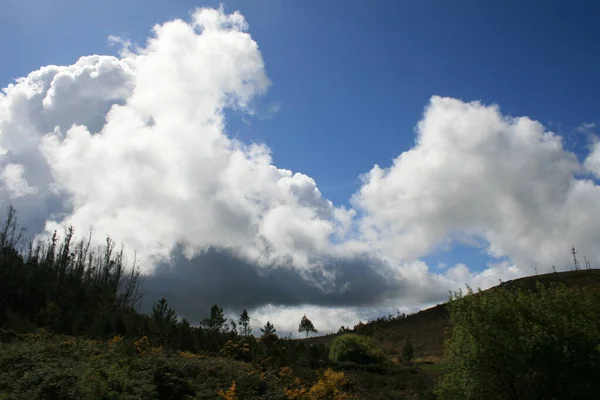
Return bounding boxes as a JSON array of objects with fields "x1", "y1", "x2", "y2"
[
  {"x1": 109, "y1": 335, "x2": 124, "y2": 344},
  {"x1": 217, "y1": 380, "x2": 238, "y2": 400},
  {"x1": 308, "y1": 369, "x2": 349, "y2": 400}
]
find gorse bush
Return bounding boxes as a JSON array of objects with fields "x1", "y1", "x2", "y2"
[
  {"x1": 329, "y1": 334, "x2": 388, "y2": 366},
  {"x1": 0, "y1": 332, "x2": 294, "y2": 400},
  {"x1": 217, "y1": 381, "x2": 238, "y2": 400},
  {"x1": 220, "y1": 339, "x2": 254, "y2": 362},
  {"x1": 308, "y1": 368, "x2": 349, "y2": 400},
  {"x1": 435, "y1": 283, "x2": 600, "y2": 400},
  {"x1": 281, "y1": 367, "x2": 350, "y2": 400}
]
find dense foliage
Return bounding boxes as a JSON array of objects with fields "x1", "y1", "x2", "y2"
[
  {"x1": 0, "y1": 332, "x2": 349, "y2": 400},
  {"x1": 329, "y1": 334, "x2": 388, "y2": 366},
  {"x1": 435, "y1": 283, "x2": 600, "y2": 400},
  {"x1": 0, "y1": 205, "x2": 144, "y2": 340}
]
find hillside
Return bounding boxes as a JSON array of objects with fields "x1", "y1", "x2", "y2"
[
  {"x1": 302, "y1": 269, "x2": 600, "y2": 360},
  {"x1": 1, "y1": 203, "x2": 598, "y2": 399}
]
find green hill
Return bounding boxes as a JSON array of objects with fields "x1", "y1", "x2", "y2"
[{"x1": 303, "y1": 269, "x2": 600, "y2": 361}]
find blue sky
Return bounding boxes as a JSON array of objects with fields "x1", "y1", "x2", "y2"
[{"x1": 1, "y1": 0, "x2": 599, "y2": 278}]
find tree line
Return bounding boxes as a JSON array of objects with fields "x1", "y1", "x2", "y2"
[{"x1": 0, "y1": 205, "x2": 321, "y2": 359}]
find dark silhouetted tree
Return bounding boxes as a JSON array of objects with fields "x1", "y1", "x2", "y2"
[
  {"x1": 298, "y1": 315, "x2": 317, "y2": 338},
  {"x1": 201, "y1": 304, "x2": 226, "y2": 333},
  {"x1": 337, "y1": 326, "x2": 350, "y2": 334},
  {"x1": 152, "y1": 297, "x2": 178, "y2": 346},
  {"x1": 260, "y1": 321, "x2": 278, "y2": 349},
  {"x1": 260, "y1": 321, "x2": 276, "y2": 336},
  {"x1": 0, "y1": 204, "x2": 143, "y2": 339},
  {"x1": 238, "y1": 309, "x2": 251, "y2": 336}
]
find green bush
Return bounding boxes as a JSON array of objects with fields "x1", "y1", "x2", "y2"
[
  {"x1": 435, "y1": 283, "x2": 600, "y2": 400},
  {"x1": 329, "y1": 334, "x2": 388, "y2": 365}
]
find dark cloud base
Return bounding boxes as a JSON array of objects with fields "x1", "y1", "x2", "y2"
[{"x1": 139, "y1": 246, "x2": 425, "y2": 322}]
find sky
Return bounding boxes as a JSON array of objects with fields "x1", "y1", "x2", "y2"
[{"x1": 1, "y1": 0, "x2": 600, "y2": 336}]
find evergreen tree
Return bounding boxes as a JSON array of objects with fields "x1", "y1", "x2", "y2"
[
  {"x1": 238, "y1": 309, "x2": 251, "y2": 336},
  {"x1": 229, "y1": 319, "x2": 237, "y2": 337},
  {"x1": 0, "y1": 204, "x2": 143, "y2": 339},
  {"x1": 151, "y1": 297, "x2": 178, "y2": 346},
  {"x1": 260, "y1": 321, "x2": 277, "y2": 336},
  {"x1": 201, "y1": 304, "x2": 226, "y2": 333},
  {"x1": 260, "y1": 321, "x2": 278, "y2": 348},
  {"x1": 298, "y1": 315, "x2": 317, "y2": 338}
]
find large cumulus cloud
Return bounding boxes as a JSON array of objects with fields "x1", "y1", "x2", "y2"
[
  {"x1": 354, "y1": 96, "x2": 600, "y2": 272},
  {"x1": 0, "y1": 54, "x2": 135, "y2": 232},
  {"x1": 5, "y1": 8, "x2": 354, "y2": 274}
]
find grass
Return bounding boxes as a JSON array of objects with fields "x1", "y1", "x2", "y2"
[{"x1": 416, "y1": 362, "x2": 445, "y2": 373}]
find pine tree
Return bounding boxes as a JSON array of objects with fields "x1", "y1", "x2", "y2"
[
  {"x1": 201, "y1": 304, "x2": 226, "y2": 333},
  {"x1": 260, "y1": 321, "x2": 277, "y2": 336},
  {"x1": 238, "y1": 309, "x2": 251, "y2": 336},
  {"x1": 151, "y1": 297, "x2": 178, "y2": 346},
  {"x1": 298, "y1": 315, "x2": 317, "y2": 338}
]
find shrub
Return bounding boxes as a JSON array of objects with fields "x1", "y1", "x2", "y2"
[
  {"x1": 0, "y1": 334, "x2": 294, "y2": 400},
  {"x1": 435, "y1": 283, "x2": 600, "y2": 400},
  {"x1": 309, "y1": 368, "x2": 349, "y2": 400},
  {"x1": 220, "y1": 339, "x2": 253, "y2": 362},
  {"x1": 281, "y1": 367, "x2": 350, "y2": 400},
  {"x1": 329, "y1": 334, "x2": 388, "y2": 365},
  {"x1": 401, "y1": 340, "x2": 414, "y2": 366},
  {"x1": 216, "y1": 380, "x2": 238, "y2": 400}
]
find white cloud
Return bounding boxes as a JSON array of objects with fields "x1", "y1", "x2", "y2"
[
  {"x1": 585, "y1": 142, "x2": 600, "y2": 177},
  {"x1": 246, "y1": 304, "x2": 388, "y2": 338},
  {"x1": 354, "y1": 96, "x2": 600, "y2": 273},
  {"x1": 2, "y1": 7, "x2": 351, "y2": 275},
  {"x1": 577, "y1": 122, "x2": 596, "y2": 133},
  {"x1": 0, "y1": 163, "x2": 36, "y2": 198},
  {"x1": 0, "y1": 53, "x2": 137, "y2": 230}
]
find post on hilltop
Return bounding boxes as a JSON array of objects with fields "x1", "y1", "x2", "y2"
[{"x1": 571, "y1": 247, "x2": 579, "y2": 271}]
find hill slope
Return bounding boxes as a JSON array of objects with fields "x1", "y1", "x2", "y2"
[{"x1": 303, "y1": 269, "x2": 600, "y2": 359}]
